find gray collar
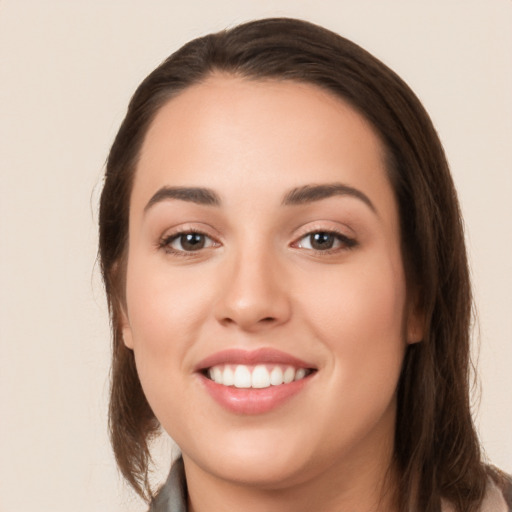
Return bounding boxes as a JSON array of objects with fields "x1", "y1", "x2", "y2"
[{"x1": 149, "y1": 458, "x2": 187, "y2": 512}]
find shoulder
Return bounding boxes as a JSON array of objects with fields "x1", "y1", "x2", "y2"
[
  {"x1": 439, "y1": 467, "x2": 512, "y2": 512},
  {"x1": 485, "y1": 467, "x2": 512, "y2": 512}
]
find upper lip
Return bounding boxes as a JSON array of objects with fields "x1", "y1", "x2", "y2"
[{"x1": 194, "y1": 348, "x2": 316, "y2": 371}]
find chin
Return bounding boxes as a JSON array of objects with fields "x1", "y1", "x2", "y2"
[
  {"x1": 184, "y1": 427, "x2": 315, "y2": 488},
  {"x1": 207, "y1": 456, "x2": 310, "y2": 489}
]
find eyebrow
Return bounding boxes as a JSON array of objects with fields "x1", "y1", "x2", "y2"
[
  {"x1": 144, "y1": 182, "x2": 376, "y2": 214},
  {"x1": 282, "y1": 183, "x2": 376, "y2": 213},
  {"x1": 144, "y1": 186, "x2": 221, "y2": 212}
]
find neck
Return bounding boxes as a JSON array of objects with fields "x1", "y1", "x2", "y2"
[{"x1": 184, "y1": 433, "x2": 398, "y2": 512}]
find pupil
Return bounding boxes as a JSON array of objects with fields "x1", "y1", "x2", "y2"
[
  {"x1": 182, "y1": 233, "x2": 204, "y2": 251},
  {"x1": 311, "y1": 232, "x2": 334, "y2": 250}
]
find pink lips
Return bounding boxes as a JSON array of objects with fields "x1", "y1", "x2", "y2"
[
  {"x1": 195, "y1": 348, "x2": 316, "y2": 415},
  {"x1": 195, "y1": 348, "x2": 313, "y2": 371}
]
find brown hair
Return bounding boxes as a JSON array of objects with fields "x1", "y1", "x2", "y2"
[{"x1": 99, "y1": 17, "x2": 488, "y2": 511}]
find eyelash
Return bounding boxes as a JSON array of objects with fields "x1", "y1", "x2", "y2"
[
  {"x1": 292, "y1": 229, "x2": 358, "y2": 254},
  {"x1": 158, "y1": 228, "x2": 358, "y2": 256},
  {"x1": 158, "y1": 229, "x2": 220, "y2": 256}
]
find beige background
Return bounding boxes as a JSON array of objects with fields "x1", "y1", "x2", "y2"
[{"x1": 0, "y1": 1, "x2": 511, "y2": 511}]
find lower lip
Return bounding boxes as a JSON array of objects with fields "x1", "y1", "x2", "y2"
[{"x1": 199, "y1": 374, "x2": 312, "y2": 415}]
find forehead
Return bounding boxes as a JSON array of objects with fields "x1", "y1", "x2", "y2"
[{"x1": 133, "y1": 75, "x2": 393, "y2": 213}]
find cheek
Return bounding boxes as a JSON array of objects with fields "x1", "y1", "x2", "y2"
[
  {"x1": 304, "y1": 256, "x2": 406, "y2": 334},
  {"x1": 299, "y1": 257, "x2": 408, "y2": 445},
  {"x1": 126, "y1": 255, "x2": 210, "y2": 339},
  {"x1": 301, "y1": 254, "x2": 408, "y2": 390},
  {"x1": 123, "y1": 254, "x2": 216, "y2": 394}
]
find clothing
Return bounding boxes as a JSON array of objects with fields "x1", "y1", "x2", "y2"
[
  {"x1": 149, "y1": 458, "x2": 187, "y2": 512},
  {"x1": 148, "y1": 458, "x2": 512, "y2": 512},
  {"x1": 440, "y1": 476, "x2": 512, "y2": 512}
]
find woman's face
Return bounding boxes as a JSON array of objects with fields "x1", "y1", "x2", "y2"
[{"x1": 121, "y1": 76, "x2": 422, "y2": 489}]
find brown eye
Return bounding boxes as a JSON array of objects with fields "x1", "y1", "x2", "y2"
[
  {"x1": 178, "y1": 233, "x2": 206, "y2": 251},
  {"x1": 309, "y1": 232, "x2": 335, "y2": 250},
  {"x1": 162, "y1": 232, "x2": 217, "y2": 253},
  {"x1": 295, "y1": 231, "x2": 357, "y2": 252}
]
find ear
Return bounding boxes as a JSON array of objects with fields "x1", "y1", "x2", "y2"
[
  {"x1": 406, "y1": 294, "x2": 425, "y2": 345},
  {"x1": 119, "y1": 307, "x2": 134, "y2": 349},
  {"x1": 407, "y1": 314, "x2": 424, "y2": 344}
]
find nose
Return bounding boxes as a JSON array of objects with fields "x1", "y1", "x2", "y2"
[{"x1": 213, "y1": 246, "x2": 292, "y2": 332}]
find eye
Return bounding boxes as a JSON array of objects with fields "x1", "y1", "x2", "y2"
[
  {"x1": 160, "y1": 231, "x2": 218, "y2": 253},
  {"x1": 294, "y1": 231, "x2": 357, "y2": 252}
]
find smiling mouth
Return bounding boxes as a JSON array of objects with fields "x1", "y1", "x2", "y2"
[
  {"x1": 203, "y1": 364, "x2": 315, "y2": 389},
  {"x1": 196, "y1": 349, "x2": 317, "y2": 414}
]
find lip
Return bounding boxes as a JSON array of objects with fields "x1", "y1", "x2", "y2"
[
  {"x1": 194, "y1": 347, "x2": 315, "y2": 371},
  {"x1": 195, "y1": 348, "x2": 316, "y2": 415}
]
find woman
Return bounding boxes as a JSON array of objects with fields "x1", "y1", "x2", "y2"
[{"x1": 98, "y1": 18, "x2": 511, "y2": 512}]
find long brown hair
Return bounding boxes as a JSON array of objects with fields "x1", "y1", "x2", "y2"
[{"x1": 99, "y1": 18, "x2": 488, "y2": 511}]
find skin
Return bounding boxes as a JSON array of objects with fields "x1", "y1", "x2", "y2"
[{"x1": 121, "y1": 75, "x2": 423, "y2": 512}]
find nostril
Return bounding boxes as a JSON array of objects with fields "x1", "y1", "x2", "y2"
[{"x1": 260, "y1": 317, "x2": 276, "y2": 323}]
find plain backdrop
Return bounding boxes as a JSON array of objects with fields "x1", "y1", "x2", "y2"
[{"x1": 0, "y1": 1, "x2": 511, "y2": 511}]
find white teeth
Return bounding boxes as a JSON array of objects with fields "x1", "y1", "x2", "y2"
[
  {"x1": 283, "y1": 366, "x2": 295, "y2": 384},
  {"x1": 251, "y1": 365, "x2": 270, "y2": 388},
  {"x1": 270, "y1": 366, "x2": 283, "y2": 386},
  {"x1": 207, "y1": 364, "x2": 310, "y2": 388},
  {"x1": 295, "y1": 368, "x2": 306, "y2": 381},
  {"x1": 222, "y1": 366, "x2": 234, "y2": 386},
  {"x1": 212, "y1": 366, "x2": 223, "y2": 384},
  {"x1": 233, "y1": 365, "x2": 252, "y2": 388}
]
